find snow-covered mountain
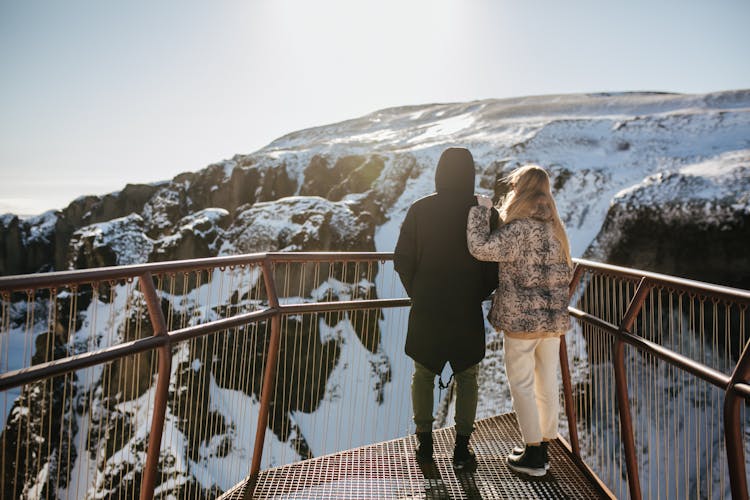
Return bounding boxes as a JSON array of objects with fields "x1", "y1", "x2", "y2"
[
  {"x1": 2, "y1": 90, "x2": 749, "y2": 285},
  {"x1": 2, "y1": 90, "x2": 749, "y2": 498}
]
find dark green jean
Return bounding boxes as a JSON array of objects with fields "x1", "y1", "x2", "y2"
[{"x1": 411, "y1": 361, "x2": 479, "y2": 436}]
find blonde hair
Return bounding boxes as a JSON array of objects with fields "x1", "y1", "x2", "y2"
[{"x1": 499, "y1": 165, "x2": 572, "y2": 267}]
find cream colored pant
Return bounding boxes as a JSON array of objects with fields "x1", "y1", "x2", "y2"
[{"x1": 504, "y1": 336, "x2": 560, "y2": 444}]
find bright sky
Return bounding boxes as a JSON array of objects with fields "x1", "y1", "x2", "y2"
[{"x1": 1, "y1": 0, "x2": 749, "y2": 216}]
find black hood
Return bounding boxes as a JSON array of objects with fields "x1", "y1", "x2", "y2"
[{"x1": 434, "y1": 147, "x2": 475, "y2": 198}]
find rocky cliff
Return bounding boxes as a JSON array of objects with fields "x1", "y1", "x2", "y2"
[
  {"x1": 2, "y1": 90, "x2": 749, "y2": 288},
  {"x1": 2, "y1": 90, "x2": 750, "y2": 498}
]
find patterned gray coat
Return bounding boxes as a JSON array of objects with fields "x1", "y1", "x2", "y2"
[{"x1": 466, "y1": 206, "x2": 572, "y2": 338}]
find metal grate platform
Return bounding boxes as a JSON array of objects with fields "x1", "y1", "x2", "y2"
[{"x1": 221, "y1": 413, "x2": 613, "y2": 499}]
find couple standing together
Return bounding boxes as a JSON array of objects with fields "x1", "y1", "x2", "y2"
[{"x1": 394, "y1": 147, "x2": 572, "y2": 477}]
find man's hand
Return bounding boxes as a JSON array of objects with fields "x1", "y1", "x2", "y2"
[{"x1": 475, "y1": 194, "x2": 493, "y2": 208}]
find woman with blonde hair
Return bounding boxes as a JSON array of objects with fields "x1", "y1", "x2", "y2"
[{"x1": 466, "y1": 165, "x2": 572, "y2": 477}]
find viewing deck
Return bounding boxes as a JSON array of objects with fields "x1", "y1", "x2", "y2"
[
  {"x1": 1, "y1": 252, "x2": 748, "y2": 499},
  {"x1": 221, "y1": 413, "x2": 612, "y2": 500}
]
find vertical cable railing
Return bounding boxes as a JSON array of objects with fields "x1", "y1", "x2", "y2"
[
  {"x1": 247, "y1": 255, "x2": 412, "y2": 486},
  {"x1": 561, "y1": 259, "x2": 750, "y2": 499},
  {"x1": 560, "y1": 269, "x2": 641, "y2": 498},
  {"x1": 0, "y1": 253, "x2": 410, "y2": 499},
  {"x1": 0, "y1": 256, "x2": 274, "y2": 498}
]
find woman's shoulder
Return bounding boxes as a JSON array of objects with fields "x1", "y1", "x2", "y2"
[
  {"x1": 502, "y1": 217, "x2": 543, "y2": 231},
  {"x1": 501, "y1": 218, "x2": 555, "y2": 244}
]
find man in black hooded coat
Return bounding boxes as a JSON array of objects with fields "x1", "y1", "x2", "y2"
[{"x1": 394, "y1": 147, "x2": 498, "y2": 469}]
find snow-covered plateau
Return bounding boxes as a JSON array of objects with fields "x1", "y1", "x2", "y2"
[{"x1": 1, "y1": 90, "x2": 749, "y2": 498}]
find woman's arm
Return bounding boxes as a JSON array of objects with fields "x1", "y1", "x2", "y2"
[{"x1": 467, "y1": 206, "x2": 523, "y2": 263}]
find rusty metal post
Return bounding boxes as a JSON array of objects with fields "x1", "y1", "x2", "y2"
[
  {"x1": 613, "y1": 277, "x2": 652, "y2": 500},
  {"x1": 246, "y1": 257, "x2": 283, "y2": 498},
  {"x1": 724, "y1": 333, "x2": 750, "y2": 500},
  {"x1": 139, "y1": 272, "x2": 172, "y2": 500},
  {"x1": 613, "y1": 342, "x2": 641, "y2": 500},
  {"x1": 560, "y1": 263, "x2": 586, "y2": 458}
]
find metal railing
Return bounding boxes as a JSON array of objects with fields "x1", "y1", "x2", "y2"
[
  {"x1": 0, "y1": 253, "x2": 409, "y2": 499},
  {"x1": 560, "y1": 259, "x2": 750, "y2": 500},
  {"x1": 1, "y1": 254, "x2": 749, "y2": 499}
]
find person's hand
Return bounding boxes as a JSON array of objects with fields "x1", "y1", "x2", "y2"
[{"x1": 476, "y1": 194, "x2": 493, "y2": 208}]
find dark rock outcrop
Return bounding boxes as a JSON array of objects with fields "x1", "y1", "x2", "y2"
[
  {"x1": 1, "y1": 213, "x2": 57, "y2": 275},
  {"x1": 349, "y1": 154, "x2": 419, "y2": 223},
  {"x1": 584, "y1": 158, "x2": 750, "y2": 288},
  {"x1": 67, "y1": 214, "x2": 154, "y2": 269},
  {"x1": 150, "y1": 208, "x2": 230, "y2": 262},
  {"x1": 300, "y1": 155, "x2": 385, "y2": 201},
  {"x1": 174, "y1": 161, "x2": 296, "y2": 217},
  {"x1": 326, "y1": 155, "x2": 385, "y2": 201},
  {"x1": 0, "y1": 215, "x2": 23, "y2": 275},
  {"x1": 79, "y1": 184, "x2": 161, "y2": 227},
  {"x1": 228, "y1": 196, "x2": 375, "y2": 254},
  {"x1": 585, "y1": 202, "x2": 750, "y2": 289},
  {"x1": 1, "y1": 150, "x2": 414, "y2": 278},
  {"x1": 0, "y1": 161, "x2": 299, "y2": 276}
]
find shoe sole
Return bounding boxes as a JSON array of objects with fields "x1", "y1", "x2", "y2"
[
  {"x1": 509, "y1": 451, "x2": 550, "y2": 470},
  {"x1": 506, "y1": 460, "x2": 547, "y2": 477}
]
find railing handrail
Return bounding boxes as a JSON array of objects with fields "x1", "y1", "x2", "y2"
[
  {"x1": 0, "y1": 296, "x2": 411, "y2": 392},
  {"x1": 3, "y1": 254, "x2": 747, "y2": 302},
  {"x1": 572, "y1": 258, "x2": 750, "y2": 303},
  {"x1": 0, "y1": 253, "x2": 266, "y2": 291},
  {"x1": 0, "y1": 251, "x2": 397, "y2": 292},
  {"x1": 567, "y1": 306, "x2": 735, "y2": 390}
]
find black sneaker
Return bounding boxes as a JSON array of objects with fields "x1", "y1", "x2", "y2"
[
  {"x1": 452, "y1": 434, "x2": 477, "y2": 470},
  {"x1": 416, "y1": 431, "x2": 434, "y2": 463},
  {"x1": 507, "y1": 444, "x2": 546, "y2": 477},
  {"x1": 509, "y1": 442, "x2": 550, "y2": 470}
]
